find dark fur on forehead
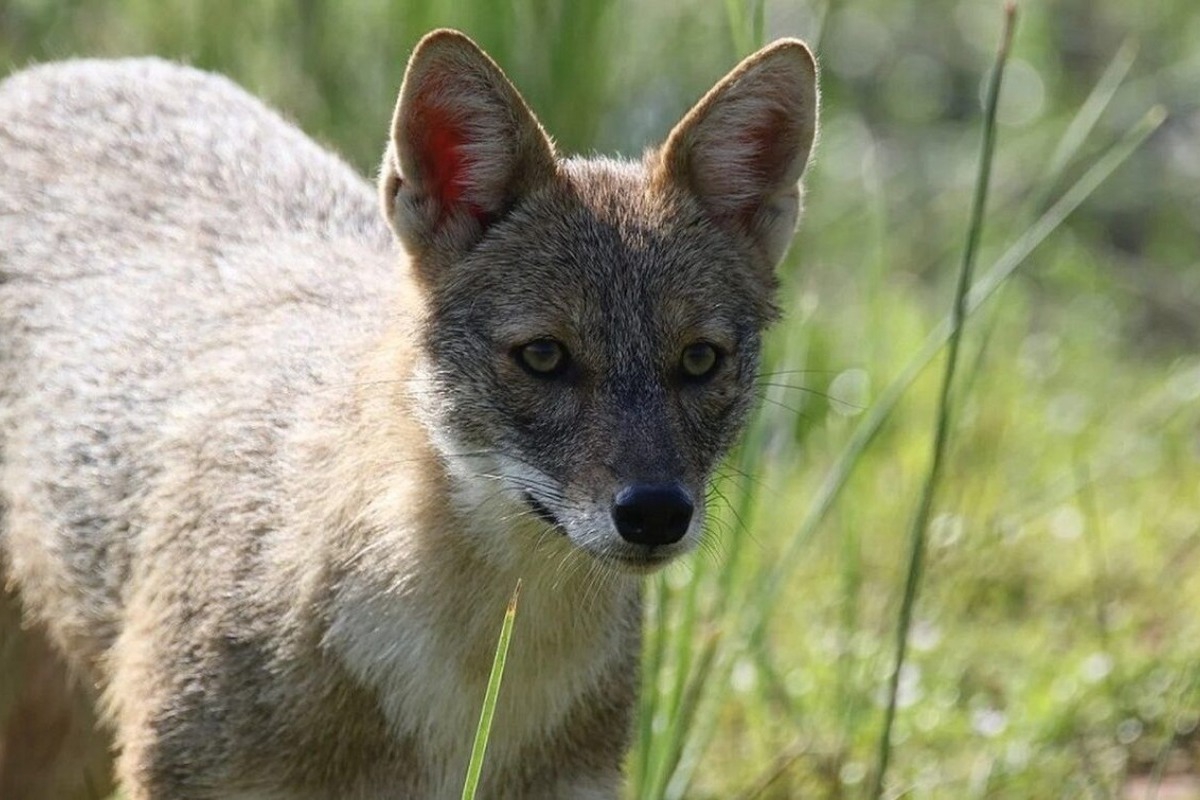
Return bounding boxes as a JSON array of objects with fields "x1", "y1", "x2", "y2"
[
  {"x1": 572, "y1": 156, "x2": 781, "y2": 332},
  {"x1": 420, "y1": 156, "x2": 782, "y2": 330}
]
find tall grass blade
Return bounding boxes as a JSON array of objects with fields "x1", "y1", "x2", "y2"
[
  {"x1": 723, "y1": 0, "x2": 749, "y2": 56},
  {"x1": 867, "y1": 6, "x2": 1017, "y2": 797},
  {"x1": 460, "y1": 579, "x2": 522, "y2": 800},
  {"x1": 959, "y1": 34, "x2": 1139, "y2": 401},
  {"x1": 750, "y1": 0, "x2": 765, "y2": 51},
  {"x1": 632, "y1": 574, "x2": 671, "y2": 795},
  {"x1": 1038, "y1": 38, "x2": 1139, "y2": 211},
  {"x1": 723, "y1": 0, "x2": 765, "y2": 55}
]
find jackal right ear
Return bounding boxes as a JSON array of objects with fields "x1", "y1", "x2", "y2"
[
  {"x1": 654, "y1": 39, "x2": 819, "y2": 268},
  {"x1": 381, "y1": 30, "x2": 558, "y2": 262}
]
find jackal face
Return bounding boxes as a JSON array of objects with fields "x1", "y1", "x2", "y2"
[{"x1": 381, "y1": 31, "x2": 817, "y2": 573}]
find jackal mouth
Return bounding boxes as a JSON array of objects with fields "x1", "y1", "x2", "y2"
[
  {"x1": 605, "y1": 549, "x2": 679, "y2": 574},
  {"x1": 523, "y1": 492, "x2": 565, "y2": 532}
]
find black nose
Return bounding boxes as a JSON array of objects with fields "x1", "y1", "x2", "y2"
[{"x1": 612, "y1": 483, "x2": 694, "y2": 546}]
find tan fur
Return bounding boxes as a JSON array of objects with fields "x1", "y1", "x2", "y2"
[{"x1": 0, "y1": 30, "x2": 818, "y2": 798}]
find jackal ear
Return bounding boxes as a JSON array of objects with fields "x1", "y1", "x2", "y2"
[
  {"x1": 654, "y1": 39, "x2": 818, "y2": 267},
  {"x1": 380, "y1": 29, "x2": 557, "y2": 259}
]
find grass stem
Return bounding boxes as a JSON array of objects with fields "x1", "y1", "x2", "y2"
[
  {"x1": 460, "y1": 579, "x2": 522, "y2": 800},
  {"x1": 867, "y1": 6, "x2": 1017, "y2": 797}
]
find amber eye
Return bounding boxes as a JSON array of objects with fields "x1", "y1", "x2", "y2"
[
  {"x1": 517, "y1": 338, "x2": 568, "y2": 377},
  {"x1": 680, "y1": 342, "x2": 720, "y2": 380}
]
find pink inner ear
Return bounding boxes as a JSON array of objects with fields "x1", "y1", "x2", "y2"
[
  {"x1": 746, "y1": 109, "x2": 793, "y2": 180},
  {"x1": 724, "y1": 108, "x2": 795, "y2": 221},
  {"x1": 412, "y1": 102, "x2": 485, "y2": 221},
  {"x1": 426, "y1": 108, "x2": 466, "y2": 206}
]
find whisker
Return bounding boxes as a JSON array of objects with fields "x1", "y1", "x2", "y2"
[
  {"x1": 756, "y1": 382, "x2": 865, "y2": 410},
  {"x1": 754, "y1": 394, "x2": 816, "y2": 419},
  {"x1": 754, "y1": 368, "x2": 841, "y2": 378},
  {"x1": 713, "y1": 464, "x2": 772, "y2": 497},
  {"x1": 708, "y1": 483, "x2": 754, "y2": 544}
]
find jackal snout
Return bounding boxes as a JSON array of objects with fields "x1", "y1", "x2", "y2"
[{"x1": 610, "y1": 482, "x2": 694, "y2": 547}]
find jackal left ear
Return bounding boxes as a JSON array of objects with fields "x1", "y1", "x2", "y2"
[
  {"x1": 655, "y1": 40, "x2": 818, "y2": 267},
  {"x1": 381, "y1": 30, "x2": 558, "y2": 262}
]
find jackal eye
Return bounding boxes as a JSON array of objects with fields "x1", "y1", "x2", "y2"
[
  {"x1": 680, "y1": 342, "x2": 721, "y2": 380},
  {"x1": 516, "y1": 338, "x2": 568, "y2": 377}
]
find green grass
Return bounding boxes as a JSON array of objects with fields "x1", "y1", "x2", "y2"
[
  {"x1": 869, "y1": 6, "x2": 1014, "y2": 795},
  {"x1": 461, "y1": 580, "x2": 522, "y2": 800},
  {"x1": 4, "y1": 0, "x2": 1198, "y2": 797}
]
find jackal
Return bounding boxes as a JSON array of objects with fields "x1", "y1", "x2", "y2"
[{"x1": 0, "y1": 29, "x2": 817, "y2": 799}]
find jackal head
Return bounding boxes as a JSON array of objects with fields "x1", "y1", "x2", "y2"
[{"x1": 380, "y1": 30, "x2": 818, "y2": 573}]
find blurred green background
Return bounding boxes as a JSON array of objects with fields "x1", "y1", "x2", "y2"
[{"x1": 2, "y1": 1, "x2": 1197, "y2": 798}]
